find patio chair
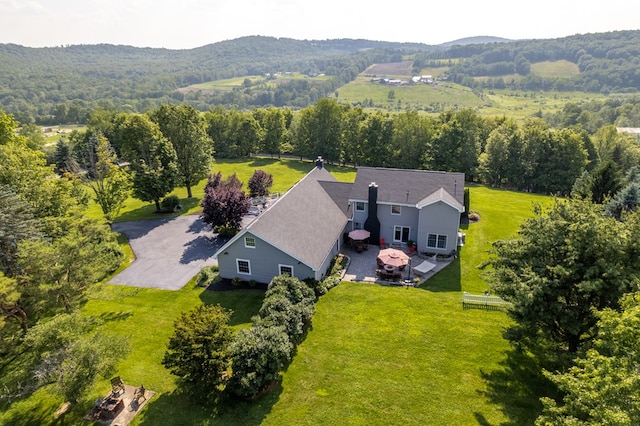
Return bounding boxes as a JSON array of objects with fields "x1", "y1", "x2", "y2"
[
  {"x1": 110, "y1": 376, "x2": 125, "y2": 396},
  {"x1": 379, "y1": 238, "x2": 387, "y2": 248}
]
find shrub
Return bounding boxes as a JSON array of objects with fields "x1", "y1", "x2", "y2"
[
  {"x1": 227, "y1": 325, "x2": 292, "y2": 399},
  {"x1": 197, "y1": 267, "x2": 216, "y2": 287},
  {"x1": 162, "y1": 305, "x2": 234, "y2": 404},
  {"x1": 232, "y1": 276, "x2": 242, "y2": 287},
  {"x1": 161, "y1": 194, "x2": 181, "y2": 212},
  {"x1": 215, "y1": 224, "x2": 239, "y2": 238}
]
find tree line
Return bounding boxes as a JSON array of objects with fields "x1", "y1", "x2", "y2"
[{"x1": 47, "y1": 98, "x2": 640, "y2": 200}]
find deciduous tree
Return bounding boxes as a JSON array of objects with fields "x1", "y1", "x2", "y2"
[
  {"x1": 247, "y1": 170, "x2": 273, "y2": 197},
  {"x1": 0, "y1": 141, "x2": 89, "y2": 220},
  {"x1": 115, "y1": 114, "x2": 179, "y2": 212},
  {"x1": 23, "y1": 312, "x2": 128, "y2": 404},
  {"x1": 227, "y1": 324, "x2": 292, "y2": 399},
  {"x1": 201, "y1": 173, "x2": 250, "y2": 232},
  {"x1": 149, "y1": 104, "x2": 213, "y2": 198},
  {"x1": 87, "y1": 135, "x2": 131, "y2": 222},
  {"x1": 537, "y1": 294, "x2": 640, "y2": 425},
  {"x1": 486, "y1": 198, "x2": 635, "y2": 357}
]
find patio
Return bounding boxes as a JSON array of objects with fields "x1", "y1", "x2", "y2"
[{"x1": 340, "y1": 244, "x2": 452, "y2": 286}]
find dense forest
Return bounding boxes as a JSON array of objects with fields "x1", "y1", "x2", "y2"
[{"x1": 3, "y1": 31, "x2": 640, "y2": 124}]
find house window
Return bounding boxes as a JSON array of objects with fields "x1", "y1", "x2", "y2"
[
  {"x1": 355, "y1": 201, "x2": 365, "y2": 212},
  {"x1": 394, "y1": 226, "x2": 410, "y2": 242},
  {"x1": 244, "y1": 236, "x2": 256, "y2": 248},
  {"x1": 236, "y1": 259, "x2": 251, "y2": 275},
  {"x1": 354, "y1": 222, "x2": 362, "y2": 230},
  {"x1": 427, "y1": 234, "x2": 447, "y2": 249},
  {"x1": 391, "y1": 205, "x2": 401, "y2": 215},
  {"x1": 279, "y1": 264, "x2": 294, "y2": 276}
]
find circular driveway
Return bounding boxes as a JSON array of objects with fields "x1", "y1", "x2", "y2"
[{"x1": 108, "y1": 215, "x2": 223, "y2": 290}]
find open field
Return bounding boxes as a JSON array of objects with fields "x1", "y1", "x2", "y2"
[
  {"x1": 530, "y1": 60, "x2": 580, "y2": 78},
  {"x1": 178, "y1": 73, "x2": 331, "y2": 94},
  {"x1": 335, "y1": 77, "x2": 485, "y2": 113},
  {"x1": 332, "y1": 59, "x2": 616, "y2": 119},
  {"x1": 335, "y1": 75, "x2": 608, "y2": 119}
]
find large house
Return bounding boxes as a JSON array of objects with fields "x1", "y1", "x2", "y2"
[{"x1": 214, "y1": 158, "x2": 465, "y2": 284}]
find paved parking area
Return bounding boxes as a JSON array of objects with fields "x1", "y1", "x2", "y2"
[{"x1": 108, "y1": 215, "x2": 224, "y2": 290}]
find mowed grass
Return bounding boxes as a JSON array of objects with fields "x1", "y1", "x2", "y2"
[
  {"x1": 85, "y1": 156, "x2": 357, "y2": 222},
  {"x1": 2, "y1": 157, "x2": 554, "y2": 425},
  {"x1": 0, "y1": 281, "x2": 267, "y2": 426},
  {"x1": 261, "y1": 185, "x2": 552, "y2": 425}
]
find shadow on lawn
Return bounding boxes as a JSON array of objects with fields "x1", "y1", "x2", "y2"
[
  {"x1": 114, "y1": 197, "x2": 201, "y2": 224},
  {"x1": 1, "y1": 401, "x2": 59, "y2": 426},
  {"x1": 138, "y1": 383, "x2": 283, "y2": 426},
  {"x1": 416, "y1": 255, "x2": 462, "y2": 292},
  {"x1": 478, "y1": 348, "x2": 553, "y2": 425}
]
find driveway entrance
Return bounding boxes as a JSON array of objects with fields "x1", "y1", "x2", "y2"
[{"x1": 108, "y1": 215, "x2": 223, "y2": 290}]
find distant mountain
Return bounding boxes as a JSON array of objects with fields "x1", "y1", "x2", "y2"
[{"x1": 439, "y1": 36, "x2": 514, "y2": 46}]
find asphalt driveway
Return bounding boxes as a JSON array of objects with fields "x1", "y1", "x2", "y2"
[{"x1": 108, "y1": 215, "x2": 223, "y2": 290}]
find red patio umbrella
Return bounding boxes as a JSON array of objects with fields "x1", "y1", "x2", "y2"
[
  {"x1": 377, "y1": 248, "x2": 410, "y2": 268},
  {"x1": 348, "y1": 229, "x2": 371, "y2": 241}
]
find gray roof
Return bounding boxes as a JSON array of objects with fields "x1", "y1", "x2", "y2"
[
  {"x1": 318, "y1": 180, "x2": 353, "y2": 215},
  {"x1": 243, "y1": 166, "x2": 349, "y2": 269},
  {"x1": 349, "y1": 167, "x2": 465, "y2": 206}
]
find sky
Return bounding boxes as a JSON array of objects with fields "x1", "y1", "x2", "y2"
[{"x1": 1, "y1": 0, "x2": 639, "y2": 50}]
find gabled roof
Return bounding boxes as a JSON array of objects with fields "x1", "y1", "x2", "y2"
[
  {"x1": 416, "y1": 187, "x2": 464, "y2": 212},
  {"x1": 215, "y1": 166, "x2": 349, "y2": 270},
  {"x1": 349, "y1": 167, "x2": 465, "y2": 206}
]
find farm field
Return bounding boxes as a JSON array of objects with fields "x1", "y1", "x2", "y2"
[
  {"x1": 178, "y1": 72, "x2": 331, "y2": 94},
  {"x1": 1, "y1": 156, "x2": 554, "y2": 425},
  {"x1": 335, "y1": 76, "x2": 485, "y2": 113},
  {"x1": 334, "y1": 59, "x2": 613, "y2": 119}
]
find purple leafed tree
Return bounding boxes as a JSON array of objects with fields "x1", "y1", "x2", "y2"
[
  {"x1": 201, "y1": 174, "x2": 250, "y2": 230},
  {"x1": 248, "y1": 170, "x2": 273, "y2": 197}
]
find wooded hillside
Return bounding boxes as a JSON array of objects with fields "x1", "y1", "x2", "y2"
[{"x1": 2, "y1": 31, "x2": 640, "y2": 123}]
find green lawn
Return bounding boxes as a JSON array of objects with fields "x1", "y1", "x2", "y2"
[
  {"x1": 85, "y1": 156, "x2": 357, "y2": 222},
  {"x1": 1, "y1": 161, "x2": 553, "y2": 425}
]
